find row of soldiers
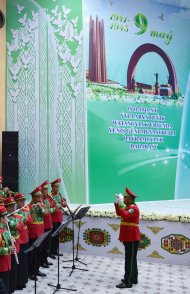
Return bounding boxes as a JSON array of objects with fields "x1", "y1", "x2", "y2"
[{"x1": 0, "y1": 177, "x2": 67, "y2": 294}]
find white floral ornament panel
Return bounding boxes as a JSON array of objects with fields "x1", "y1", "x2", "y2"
[
  {"x1": 60, "y1": 216, "x2": 190, "y2": 265},
  {"x1": 6, "y1": 0, "x2": 85, "y2": 203}
]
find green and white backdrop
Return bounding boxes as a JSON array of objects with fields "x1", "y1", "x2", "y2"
[
  {"x1": 6, "y1": 0, "x2": 85, "y2": 203},
  {"x1": 6, "y1": 0, "x2": 190, "y2": 204}
]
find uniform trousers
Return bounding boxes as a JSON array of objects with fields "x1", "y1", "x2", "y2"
[
  {"x1": 17, "y1": 243, "x2": 29, "y2": 287},
  {"x1": 123, "y1": 241, "x2": 139, "y2": 285},
  {"x1": 41, "y1": 229, "x2": 52, "y2": 264},
  {"x1": 0, "y1": 273, "x2": 9, "y2": 294},
  {"x1": 9, "y1": 254, "x2": 18, "y2": 293},
  {"x1": 51, "y1": 223, "x2": 61, "y2": 255},
  {"x1": 28, "y1": 238, "x2": 43, "y2": 276}
]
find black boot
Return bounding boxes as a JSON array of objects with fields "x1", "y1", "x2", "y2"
[
  {"x1": 36, "y1": 271, "x2": 46, "y2": 277},
  {"x1": 121, "y1": 278, "x2": 138, "y2": 284},
  {"x1": 116, "y1": 281, "x2": 132, "y2": 288},
  {"x1": 16, "y1": 287, "x2": 23, "y2": 290},
  {"x1": 49, "y1": 253, "x2": 56, "y2": 259},
  {"x1": 54, "y1": 252, "x2": 63, "y2": 257},
  {"x1": 41, "y1": 263, "x2": 49, "y2": 268},
  {"x1": 29, "y1": 275, "x2": 38, "y2": 281},
  {"x1": 45, "y1": 260, "x2": 53, "y2": 266}
]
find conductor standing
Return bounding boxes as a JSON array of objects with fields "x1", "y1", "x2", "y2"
[{"x1": 114, "y1": 187, "x2": 140, "y2": 289}]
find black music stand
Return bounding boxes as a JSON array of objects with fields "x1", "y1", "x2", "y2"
[
  {"x1": 24, "y1": 230, "x2": 52, "y2": 294},
  {"x1": 63, "y1": 206, "x2": 91, "y2": 276},
  {"x1": 74, "y1": 206, "x2": 91, "y2": 266},
  {"x1": 65, "y1": 204, "x2": 82, "y2": 224},
  {"x1": 62, "y1": 204, "x2": 83, "y2": 260},
  {"x1": 48, "y1": 219, "x2": 76, "y2": 293}
]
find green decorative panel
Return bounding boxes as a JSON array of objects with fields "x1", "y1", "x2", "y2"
[{"x1": 6, "y1": 0, "x2": 85, "y2": 203}]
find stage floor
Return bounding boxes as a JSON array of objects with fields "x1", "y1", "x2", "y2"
[
  {"x1": 15, "y1": 253, "x2": 190, "y2": 294},
  {"x1": 70, "y1": 199, "x2": 190, "y2": 215}
]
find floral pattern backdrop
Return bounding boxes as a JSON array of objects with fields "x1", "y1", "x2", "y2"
[
  {"x1": 60, "y1": 214, "x2": 190, "y2": 265},
  {"x1": 6, "y1": 0, "x2": 86, "y2": 202}
]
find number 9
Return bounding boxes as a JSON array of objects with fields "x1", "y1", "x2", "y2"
[{"x1": 134, "y1": 13, "x2": 148, "y2": 35}]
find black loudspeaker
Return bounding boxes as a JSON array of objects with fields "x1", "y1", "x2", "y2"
[
  {"x1": 2, "y1": 131, "x2": 19, "y2": 192},
  {"x1": 2, "y1": 131, "x2": 18, "y2": 161}
]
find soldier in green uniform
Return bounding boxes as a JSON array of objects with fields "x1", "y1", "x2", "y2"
[
  {"x1": 40, "y1": 180, "x2": 58, "y2": 267},
  {"x1": 0, "y1": 176, "x2": 3, "y2": 191},
  {"x1": 14, "y1": 193, "x2": 32, "y2": 289},
  {"x1": 49, "y1": 179, "x2": 67, "y2": 257},
  {"x1": 4, "y1": 196, "x2": 24, "y2": 293},
  {"x1": 0, "y1": 191, "x2": 6, "y2": 207},
  {"x1": 0, "y1": 205, "x2": 16, "y2": 294},
  {"x1": 27, "y1": 186, "x2": 48, "y2": 280}
]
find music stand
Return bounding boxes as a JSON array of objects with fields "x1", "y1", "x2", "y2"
[
  {"x1": 63, "y1": 204, "x2": 83, "y2": 260},
  {"x1": 24, "y1": 230, "x2": 52, "y2": 294},
  {"x1": 48, "y1": 219, "x2": 76, "y2": 293},
  {"x1": 63, "y1": 206, "x2": 90, "y2": 277},
  {"x1": 74, "y1": 206, "x2": 91, "y2": 266},
  {"x1": 65, "y1": 204, "x2": 82, "y2": 222}
]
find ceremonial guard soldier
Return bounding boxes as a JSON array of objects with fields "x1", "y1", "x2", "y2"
[
  {"x1": 14, "y1": 193, "x2": 32, "y2": 289},
  {"x1": 4, "y1": 196, "x2": 24, "y2": 293},
  {"x1": 49, "y1": 179, "x2": 67, "y2": 257},
  {"x1": 0, "y1": 191, "x2": 6, "y2": 207},
  {"x1": 27, "y1": 186, "x2": 47, "y2": 280},
  {"x1": 0, "y1": 177, "x2": 9, "y2": 208},
  {"x1": 40, "y1": 180, "x2": 56, "y2": 267},
  {"x1": 0, "y1": 176, "x2": 3, "y2": 191},
  {"x1": 0, "y1": 206, "x2": 16, "y2": 293},
  {"x1": 114, "y1": 187, "x2": 140, "y2": 289},
  {"x1": 0, "y1": 177, "x2": 5, "y2": 210}
]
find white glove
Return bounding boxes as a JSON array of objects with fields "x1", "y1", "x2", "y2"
[
  {"x1": 115, "y1": 193, "x2": 124, "y2": 203},
  {"x1": 10, "y1": 236, "x2": 16, "y2": 244}
]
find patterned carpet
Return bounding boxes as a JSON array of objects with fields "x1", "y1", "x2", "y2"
[{"x1": 15, "y1": 253, "x2": 190, "y2": 294}]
